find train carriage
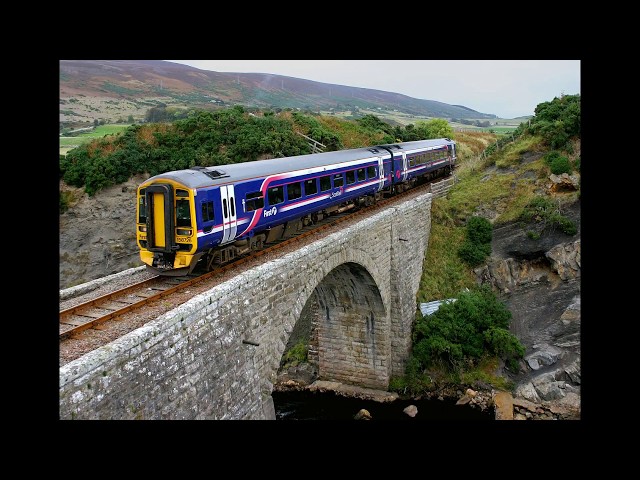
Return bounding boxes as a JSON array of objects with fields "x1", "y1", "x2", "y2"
[{"x1": 136, "y1": 138, "x2": 456, "y2": 276}]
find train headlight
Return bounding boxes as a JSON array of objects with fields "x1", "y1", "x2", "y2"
[
  {"x1": 138, "y1": 225, "x2": 147, "y2": 232},
  {"x1": 177, "y1": 228, "x2": 192, "y2": 236}
]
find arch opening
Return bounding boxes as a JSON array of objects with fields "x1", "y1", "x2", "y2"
[{"x1": 277, "y1": 261, "x2": 389, "y2": 390}]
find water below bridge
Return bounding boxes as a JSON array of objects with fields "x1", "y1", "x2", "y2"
[{"x1": 272, "y1": 389, "x2": 494, "y2": 420}]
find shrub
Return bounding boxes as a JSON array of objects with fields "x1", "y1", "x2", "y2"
[
  {"x1": 280, "y1": 341, "x2": 308, "y2": 369},
  {"x1": 543, "y1": 150, "x2": 562, "y2": 166},
  {"x1": 520, "y1": 196, "x2": 577, "y2": 236},
  {"x1": 458, "y1": 216, "x2": 492, "y2": 267},
  {"x1": 458, "y1": 241, "x2": 491, "y2": 267},
  {"x1": 556, "y1": 216, "x2": 578, "y2": 236},
  {"x1": 410, "y1": 286, "x2": 524, "y2": 372},
  {"x1": 466, "y1": 216, "x2": 492, "y2": 244},
  {"x1": 550, "y1": 155, "x2": 572, "y2": 175}
]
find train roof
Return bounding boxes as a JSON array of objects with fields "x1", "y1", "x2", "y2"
[{"x1": 141, "y1": 138, "x2": 454, "y2": 190}]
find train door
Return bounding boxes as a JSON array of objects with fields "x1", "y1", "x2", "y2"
[
  {"x1": 145, "y1": 184, "x2": 174, "y2": 252},
  {"x1": 377, "y1": 156, "x2": 385, "y2": 191},
  {"x1": 220, "y1": 185, "x2": 237, "y2": 244},
  {"x1": 401, "y1": 152, "x2": 408, "y2": 181}
]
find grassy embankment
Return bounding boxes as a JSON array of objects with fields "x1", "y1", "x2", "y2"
[{"x1": 410, "y1": 129, "x2": 579, "y2": 391}]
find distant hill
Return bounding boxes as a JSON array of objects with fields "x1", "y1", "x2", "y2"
[{"x1": 59, "y1": 60, "x2": 498, "y2": 125}]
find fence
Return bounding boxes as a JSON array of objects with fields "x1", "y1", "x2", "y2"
[
  {"x1": 430, "y1": 175, "x2": 457, "y2": 199},
  {"x1": 296, "y1": 131, "x2": 326, "y2": 153}
]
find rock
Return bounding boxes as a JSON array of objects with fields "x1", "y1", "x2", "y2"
[
  {"x1": 60, "y1": 175, "x2": 149, "y2": 289},
  {"x1": 403, "y1": 405, "x2": 418, "y2": 417},
  {"x1": 354, "y1": 409, "x2": 371, "y2": 420},
  {"x1": 493, "y1": 391, "x2": 514, "y2": 420},
  {"x1": 546, "y1": 241, "x2": 581, "y2": 281},
  {"x1": 525, "y1": 344, "x2": 563, "y2": 370},
  {"x1": 549, "y1": 172, "x2": 580, "y2": 192}
]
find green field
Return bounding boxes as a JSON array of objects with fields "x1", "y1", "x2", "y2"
[{"x1": 60, "y1": 124, "x2": 132, "y2": 155}]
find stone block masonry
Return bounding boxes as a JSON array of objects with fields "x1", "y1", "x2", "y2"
[{"x1": 59, "y1": 192, "x2": 432, "y2": 419}]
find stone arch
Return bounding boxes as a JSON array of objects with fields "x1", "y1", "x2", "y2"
[
  {"x1": 313, "y1": 262, "x2": 389, "y2": 388},
  {"x1": 274, "y1": 248, "x2": 391, "y2": 391}
]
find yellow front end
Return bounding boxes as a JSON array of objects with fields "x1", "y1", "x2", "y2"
[{"x1": 136, "y1": 179, "x2": 200, "y2": 275}]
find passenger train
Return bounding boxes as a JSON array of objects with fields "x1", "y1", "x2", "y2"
[{"x1": 136, "y1": 138, "x2": 456, "y2": 276}]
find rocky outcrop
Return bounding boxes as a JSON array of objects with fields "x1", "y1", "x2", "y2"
[
  {"x1": 548, "y1": 173, "x2": 580, "y2": 193},
  {"x1": 476, "y1": 199, "x2": 581, "y2": 419},
  {"x1": 59, "y1": 175, "x2": 149, "y2": 289},
  {"x1": 546, "y1": 241, "x2": 581, "y2": 281}
]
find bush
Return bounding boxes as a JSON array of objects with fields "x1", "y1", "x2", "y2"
[
  {"x1": 410, "y1": 286, "x2": 524, "y2": 372},
  {"x1": 458, "y1": 241, "x2": 491, "y2": 267},
  {"x1": 550, "y1": 155, "x2": 572, "y2": 175},
  {"x1": 280, "y1": 341, "x2": 308, "y2": 369},
  {"x1": 520, "y1": 196, "x2": 577, "y2": 236},
  {"x1": 543, "y1": 150, "x2": 562, "y2": 166},
  {"x1": 530, "y1": 94, "x2": 580, "y2": 150},
  {"x1": 466, "y1": 216, "x2": 492, "y2": 244},
  {"x1": 556, "y1": 216, "x2": 578, "y2": 235},
  {"x1": 458, "y1": 216, "x2": 492, "y2": 267}
]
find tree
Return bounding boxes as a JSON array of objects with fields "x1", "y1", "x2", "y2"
[
  {"x1": 529, "y1": 94, "x2": 580, "y2": 151},
  {"x1": 145, "y1": 106, "x2": 169, "y2": 123},
  {"x1": 414, "y1": 118, "x2": 454, "y2": 139}
]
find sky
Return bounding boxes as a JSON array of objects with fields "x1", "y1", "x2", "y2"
[{"x1": 166, "y1": 60, "x2": 580, "y2": 119}]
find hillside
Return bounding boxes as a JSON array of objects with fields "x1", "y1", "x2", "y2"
[{"x1": 59, "y1": 60, "x2": 497, "y2": 126}]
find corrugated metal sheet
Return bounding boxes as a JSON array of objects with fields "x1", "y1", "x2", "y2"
[{"x1": 419, "y1": 298, "x2": 457, "y2": 317}]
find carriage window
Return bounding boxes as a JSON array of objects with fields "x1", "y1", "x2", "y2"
[
  {"x1": 346, "y1": 170, "x2": 356, "y2": 184},
  {"x1": 268, "y1": 186, "x2": 284, "y2": 205},
  {"x1": 357, "y1": 168, "x2": 365, "y2": 182},
  {"x1": 176, "y1": 199, "x2": 191, "y2": 227},
  {"x1": 367, "y1": 166, "x2": 376, "y2": 179},
  {"x1": 333, "y1": 173, "x2": 344, "y2": 188},
  {"x1": 305, "y1": 178, "x2": 318, "y2": 196},
  {"x1": 287, "y1": 182, "x2": 302, "y2": 201},
  {"x1": 138, "y1": 195, "x2": 146, "y2": 223},
  {"x1": 201, "y1": 201, "x2": 214, "y2": 222},
  {"x1": 245, "y1": 191, "x2": 264, "y2": 212},
  {"x1": 320, "y1": 175, "x2": 331, "y2": 192},
  {"x1": 230, "y1": 198, "x2": 235, "y2": 216},
  {"x1": 222, "y1": 198, "x2": 228, "y2": 218},
  {"x1": 176, "y1": 189, "x2": 189, "y2": 198}
]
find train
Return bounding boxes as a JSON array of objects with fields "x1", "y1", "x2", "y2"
[{"x1": 136, "y1": 138, "x2": 457, "y2": 276}]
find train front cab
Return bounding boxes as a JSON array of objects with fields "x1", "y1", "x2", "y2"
[{"x1": 137, "y1": 182, "x2": 200, "y2": 275}]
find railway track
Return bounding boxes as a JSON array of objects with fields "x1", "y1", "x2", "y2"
[{"x1": 59, "y1": 179, "x2": 444, "y2": 341}]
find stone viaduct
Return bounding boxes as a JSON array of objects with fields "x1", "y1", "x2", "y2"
[{"x1": 59, "y1": 192, "x2": 433, "y2": 419}]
